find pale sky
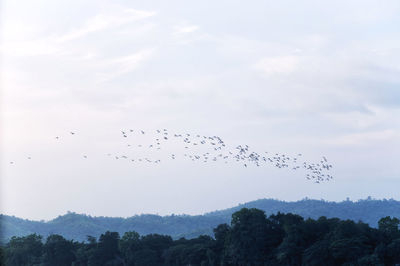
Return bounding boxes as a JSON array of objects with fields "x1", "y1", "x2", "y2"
[{"x1": 1, "y1": 0, "x2": 400, "y2": 221}]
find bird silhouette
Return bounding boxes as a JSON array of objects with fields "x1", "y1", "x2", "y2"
[{"x1": 11, "y1": 128, "x2": 334, "y2": 183}]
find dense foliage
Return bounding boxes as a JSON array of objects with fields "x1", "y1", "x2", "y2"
[
  {"x1": 1, "y1": 208, "x2": 400, "y2": 266},
  {"x1": 2, "y1": 198, "x2": 400, "y2": 244}
]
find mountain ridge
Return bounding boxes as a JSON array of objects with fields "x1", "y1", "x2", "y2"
[{"x1": 1, "y1": 197, "x2": 400, "y2": 243}]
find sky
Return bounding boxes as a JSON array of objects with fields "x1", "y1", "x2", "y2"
[{"x1": 1, "y1": 0, "x2": 400, "y2": 221}]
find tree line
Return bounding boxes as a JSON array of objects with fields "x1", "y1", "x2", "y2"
[
  {"x1": 3, "y1": 198, "x2": 400, "y2": 244},
  {"x1": 1, "y1": 208, "x2": 400, "y2": 265}
]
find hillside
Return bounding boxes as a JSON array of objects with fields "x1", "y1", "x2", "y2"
[{"x1": 1, "y1": 198, "x2": 400, "y2": 243}]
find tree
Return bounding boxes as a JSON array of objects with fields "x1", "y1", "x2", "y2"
[
  {"x1": 357, "y1": 254, "x2": 384, "y2": 266},
  {"x1": 73, "y1": 236, "x2": 98, "y2": 266},
  {"x1": 163, "y1": 236, "x2": 215, "y2": 266},
  {"x1": 378, "y1": 216, "x2": 400, "y2": 241},
  {"x1": 329, "y1": 237, "x2": 370, "y2": 264},
  {"x1": 120, "y1": 231, "x2": 140, "y2": 266},
  {"x1": 0, "y1": 246, "x2": 5, "y2": 266},
  {"x1": 227, "y1": 208, "x2": 270, "y2": 265},
  {"x1": 4, "y1": 234, "x2": 43, "y2": 266},
  {"x1": 377, "y1": 238, "x2": 400, "y2": 265},
  {"x1": 1, "y1": 210, "x2": 399, "y2": 266},
  {"x1": 42, "y1": 234, "x2": 76, "y2": 266},
  {"x1": 90, "y1": 231, "x2": 122, "y2": 266},
  {"x1": 302, "y1": 239, "x2": 335, "y2": 266},
  {"x1": 213, "y1": 223, "x2": 230, "y2": 265},
  {"x1": 131, "y1": 249, "x2": 159, "y2": 266},
  {"x1": 138, "y1": 234, "x2": 173, "y2": 265}
]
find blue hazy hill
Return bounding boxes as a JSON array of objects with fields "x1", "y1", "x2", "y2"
[{"x1": 1, "y1": 197, "x2": 400, "y2": 243}]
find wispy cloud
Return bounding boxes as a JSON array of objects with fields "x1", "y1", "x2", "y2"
[
  {"x1": 57, "y1": 9, "x2": 157, "y2": 43},
  {"x1": 1, "y1": 8, "x2": 157, "y2": 57},
  {"x1": 96, "y1": 49, "x2": 156, "y2": 83}
]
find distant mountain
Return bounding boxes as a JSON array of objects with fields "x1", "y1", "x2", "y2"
[
  {"x1": 205, "y1": 197, "x2": 400, "y2": 225},
  {"x1": 1, "y1": 198, "x2": 400, "y2": 243}
]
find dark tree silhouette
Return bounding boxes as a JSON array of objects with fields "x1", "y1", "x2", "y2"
[{"x1": 1, "y1": 208, "x2": 400, "y2": 266}]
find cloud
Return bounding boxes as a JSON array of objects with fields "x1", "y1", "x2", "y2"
[
  {"x1": 96, "y1": 49, "x2": 156, "y2": 83},
  {"x1": 322, "y1": 129, "x2": 399, "y2": 146},
  {"x1": 1, "y1": 7, "x2": 157, "y2": 57},
  {"x1": 170, "y1": 24, "x2": 206, "y2": 45},
  {"x1": 2, "y1": 0, "x2": 400, "y2": 219},
  {"x1": 173, "y1": 25, "x2": 199, "y2": 35},
  {"x1": 254, "y1": 55, "x2": 300, "y2": 75},
  {"x1": 57, "y1": 9, "x2": 157, "y2": 42},
  {"x1": 0, "y1": 37, "x2": 61, "y2": 57}
]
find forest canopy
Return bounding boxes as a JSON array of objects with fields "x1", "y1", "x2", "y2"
[
  {"x1": 1, "y1": 208, "x2": 400, "y2": 266},
  {"x1": 2, "y1": 198, "x2": 400, "y2": 244}
]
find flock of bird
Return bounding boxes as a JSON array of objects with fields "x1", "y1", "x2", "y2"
[{"x1": 9, "y1": 128, "x2": 333, "y2": 183}]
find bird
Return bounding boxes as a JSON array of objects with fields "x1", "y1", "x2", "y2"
[{"x1": 15, "y1": 128, "x2": 334, "y2": 184}]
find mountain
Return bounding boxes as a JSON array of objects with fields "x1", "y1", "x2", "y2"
[{"x1": 1, "y1": 198, "x2": 400, "y2": 243}]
